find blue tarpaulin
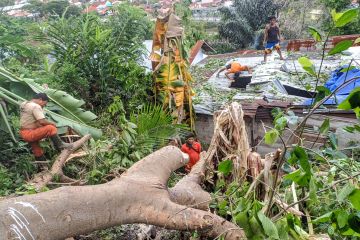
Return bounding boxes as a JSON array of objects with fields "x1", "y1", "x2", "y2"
[{"x1": 304, "y1": 66, "x2": 360, "y2": 105}]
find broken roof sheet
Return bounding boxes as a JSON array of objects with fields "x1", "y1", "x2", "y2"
[{"x1": 193, "y1": 46, "x2": 360, "y2": 115}]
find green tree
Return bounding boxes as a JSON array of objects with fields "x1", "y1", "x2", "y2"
[
  {"x1": 0, "y1": 0, "x2": 14, "y2": 8},
  {"x1": 25, "y1": 0, "x2": 81, "y2": 19},
  {"x1": 0, "y1": 14, "x2": 46, "y2": 66},
  {"x1": 218, "y1": 0, "x2": 279, "y2": 48},
  {"x1": 174, "y1": 0, "x2": 205, "y2": 49},
  {"x1": 321, "y1": 0, "x2": 360, "y2": 35},
  {"x1": 47, "y1": 4, "x2": 153, "y2": 110},
  {"x1": 321, "y1": 0, "x2": 351, "y2": 11}
]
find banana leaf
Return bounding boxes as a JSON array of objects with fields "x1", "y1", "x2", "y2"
[
  {"x1": 0, "y1": 67, "x2": 102, "y2": 140},
  {"x1": 156, "y1": 63, "x2": 180, "y2": 85},
  {"x1": 0, "y1": 101, "x2": 16, "y2": 142},
  {"x1": 152, "y1": 13, "x2": 195, "y2": 130}
]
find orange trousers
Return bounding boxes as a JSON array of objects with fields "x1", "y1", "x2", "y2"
[{"x1": 20, "y1": 125, "x2": 57, "y2": 157}]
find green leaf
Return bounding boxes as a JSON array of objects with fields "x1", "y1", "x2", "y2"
[
  {"x1": 348, "y1": 213, "x2": 360, "y2": 233},
  {"x1": 315, "y1": 86, "x2": 331, "y2": 103},
  {"x1": 217, "y1": 199, "x2": 228, "y2": 216},
  {"x1": 0, "y1": 103, "x2": 17, "y2": 142},
  {"x1": 275, "y1": 116, "x2": 287, "y2": 131},
  {"x1": 309, "y1": 177, "x2": 318, "y2": 203},
  {"x1": 258, "y1": 211, "x2": 279, "y2": 239},
  {"x1": 340, "y1": 66, "x2": 356, "y2": 72},
  {"x1": 308, "y1": 26, "x2": 322, "y2": 42},
  {"x1": 249, "y1": 215, "x2": 265, "y2": 237},
  {"x1": 288, "y1": 146, "x2": 310, "y2": 174},
  {"x1": 298, "y1": 57, "x2": 316, "y2": 76},
  {"x1": 331, "y1": 9, "x2": 337, "y2": 22},
  {"x1": 313, "y1": 212, "x2": 333, "y2": 224},
  {"x1": 333, "y1": 8, "x2": 358, "y2": 27},
  {"x1": 341, "y1": 227, "x2": 360, "y2": 236},
  {"x1": 338, "y1": 87, "x2": 360, "y2": 118},
  {"x1": 338, "y1": 183, "x2": 355, "y2": 202},
  {"x1": 344, "y1": 126, "x2": 355, "y2": 133},
  {"x1": 349, "y1": 189, "x2": 360, "y2": 210},
  {"x1": 170, "y1": 80, "x2": 185, "y2": 87},
  {"x1": 218, "y1": 160, "x2": 233, "y2": 176},
  {"x1": 329, "y1": 132, "x2": 338, "y2": 149},
  {"x1": 275, "y1": 218, "x2": 289, "y2": 240},
  {"x1": 235, "y1": 212, "x2": 253, "y2": 237},
  {"x1": 319, "y1": 118, "x2": 330, "y2": 134},
  {"x1": 336, "y1": 210, "x2": 348, "y2": 228},
  {"x1": 265, "y1": 129, "x2": 279, "y2": 145},
  {"x1": 327, "y1": 225, "x2": 335, "y2": 235},
  {"x1": 284, "y1": 169, "x2": 310, "y2": 187},
  {"x1": 355, "y1": 37, "x2": 360, "y2": 45},
  {"x1": 328, "y1": 40, "x2": 353, "y2": 56}
]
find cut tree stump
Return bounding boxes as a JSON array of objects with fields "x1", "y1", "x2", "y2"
[{"x1": 0, "y1": 146, "x2": 246, "y2": 240}]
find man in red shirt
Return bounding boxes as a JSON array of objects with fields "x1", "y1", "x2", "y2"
[{"x1": 181, "y1": 134, "x2": 201, "y2": 172}]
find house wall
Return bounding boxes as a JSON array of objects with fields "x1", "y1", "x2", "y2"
[
  {"x1": 195, "y1": 113, "x2": 278, "y2": 155},
  {"x1": 195, "y1": 112, "x2": 359, "y2": 157},
  {"x1": 195, "y1": 113, "x2": 215, "y2": 144}
]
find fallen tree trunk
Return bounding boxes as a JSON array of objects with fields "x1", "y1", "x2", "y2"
[{"x1": 0, "y1": 147, "x2": 245, "y2": 240}]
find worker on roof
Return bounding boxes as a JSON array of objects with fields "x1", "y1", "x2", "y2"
[
  {"x1": 217, "y1": 61, "x2": 252, "y2": 81},
  {"x1": 181, "y1": 133, "x2": 201, "y2": 172},
  {"x1": 263, "y1": 16, "x2": 284, "y2": 63},
  {"x1": 19, "y1": 93, "x2": 72, "y2": 163}
]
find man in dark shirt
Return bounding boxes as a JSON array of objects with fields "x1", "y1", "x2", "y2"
[{"x1": 263, "y1": 16, "x2": 284, "y2": 63}]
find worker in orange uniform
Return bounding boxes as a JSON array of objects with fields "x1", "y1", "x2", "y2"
[
  {"x1": 217, "y1": 61, "x2": 252, "y2": 81},
  {"x1": 19, "y1": 93, "x2": 72, "y2": 162},
  {"x1": 181, "y1": 134, "x2": 201, "y2": 172}
]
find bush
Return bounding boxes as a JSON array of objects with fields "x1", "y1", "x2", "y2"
[{"x1": 47, "y1": 5, "x2": 153, "y2": 111}]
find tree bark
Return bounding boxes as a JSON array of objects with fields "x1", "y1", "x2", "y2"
[{"x1": 0, "y1": 147, "x2": 245, "y2": 240}]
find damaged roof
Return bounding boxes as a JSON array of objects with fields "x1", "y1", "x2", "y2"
[{"x1": 193, "y1": 43, "x2": 360, "y2": 116}]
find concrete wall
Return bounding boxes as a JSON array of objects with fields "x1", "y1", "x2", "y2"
[
  {"x1": 195, "y1": 113, "x2": 215, "y2": 144},
  {"x1": 195, "y1": 112, "x2": 359, "y2": 157},
  {"x1": 195, "y1": 113, "x2": 278, "y2": 155}
]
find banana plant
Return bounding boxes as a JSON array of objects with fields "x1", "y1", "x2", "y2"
[
  {"x1": 0, "y1": 67, "x2": 102, "y2": 142},
  {"x1": 151, "y1": 12, "x2": 195, "y2": 130}
]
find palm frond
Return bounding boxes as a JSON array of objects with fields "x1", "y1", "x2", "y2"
[{"x1": 130, "y1": 104, "x2": 189, "y2": 149}]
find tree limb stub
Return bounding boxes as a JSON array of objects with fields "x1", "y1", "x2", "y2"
[
  {"x1": 169, "y1": 152, "x2": 211, "y2": 211},
  {"x1": 0, "y1": 147, "x2": 246, "y2": 240},
  {"x1": 30, "y1": 134, "x2": 92, "y2": 191}
]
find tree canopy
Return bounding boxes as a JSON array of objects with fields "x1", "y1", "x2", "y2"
[{"x1": 218, "y1": 0, "x2": 279, "y2": 48}]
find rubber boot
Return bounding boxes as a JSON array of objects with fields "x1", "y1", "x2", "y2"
[
  {"x1": 35, "y1": 155, "x2": 48, "y2": 171},
  {"x1": 50, "y1": 134, "x2": 73, "y2": 152}
]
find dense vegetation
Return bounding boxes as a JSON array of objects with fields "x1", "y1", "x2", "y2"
[{"x1": 0, "y1": 4, "x2": 160, "y2": 194}]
